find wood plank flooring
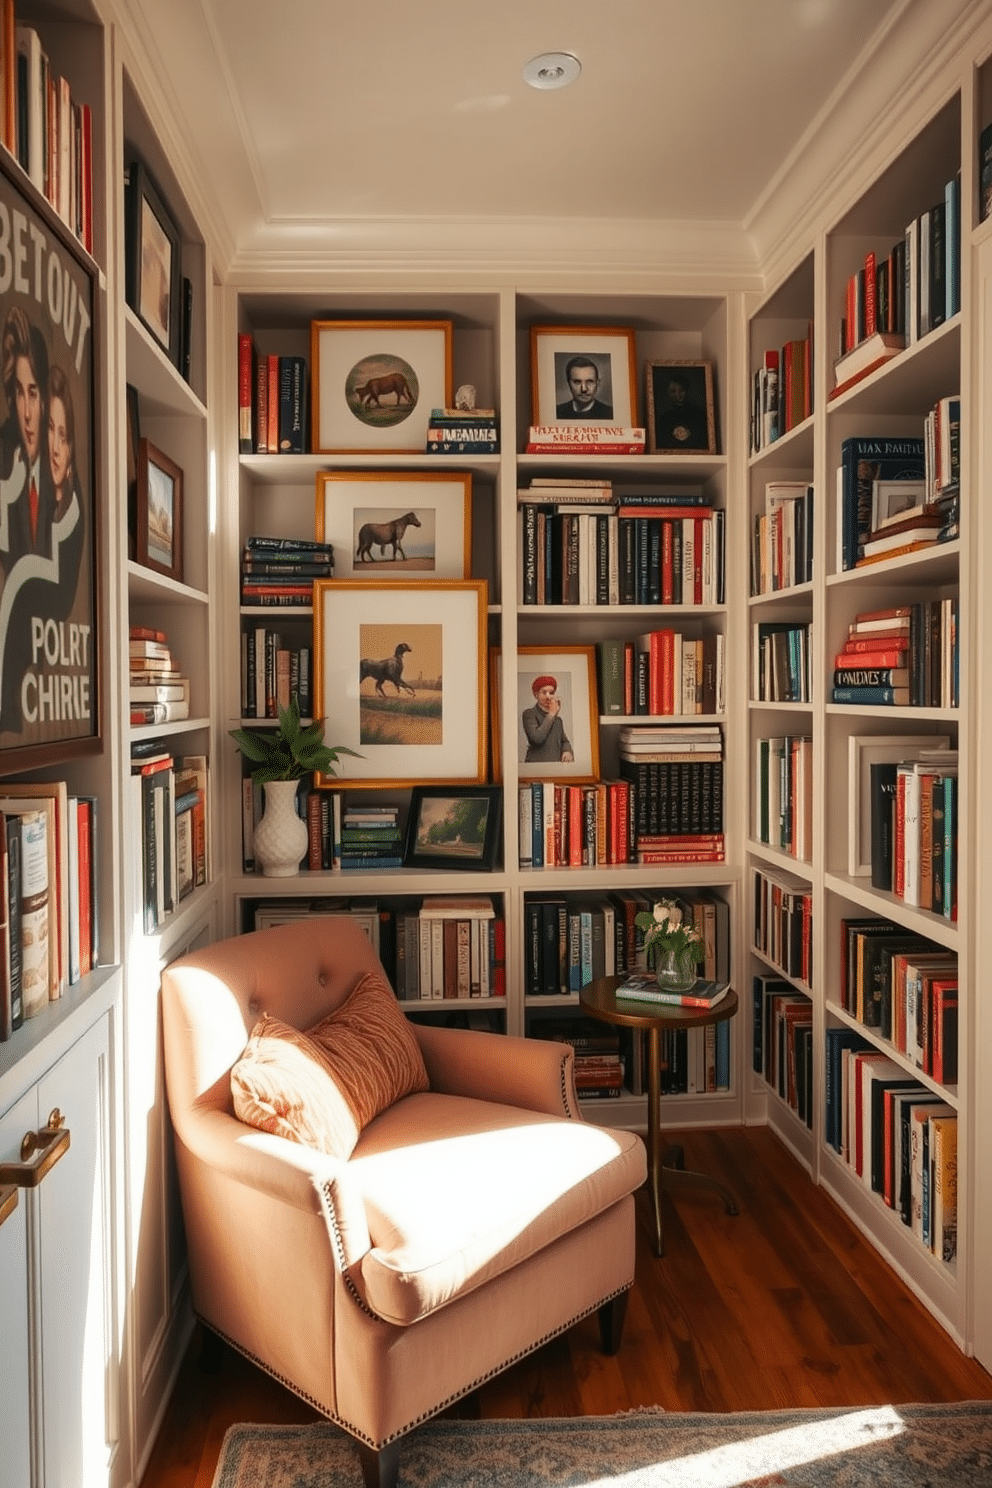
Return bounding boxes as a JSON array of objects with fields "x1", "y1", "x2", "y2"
[{"x1": 138, "y1": 1126, "x2": 992, "y2": 1488}]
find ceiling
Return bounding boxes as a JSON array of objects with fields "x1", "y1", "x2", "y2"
[{"x1": 124, "y1": 0, "x2": 918, "y2": 271}]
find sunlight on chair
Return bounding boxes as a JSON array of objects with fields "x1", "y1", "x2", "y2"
[{"x1": 578, "y1": 1406, "x2": 906, "y2": 1487}]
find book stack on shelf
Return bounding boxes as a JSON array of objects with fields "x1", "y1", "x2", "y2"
[
  {"x1": 339, "y1": 803, "x2": 402, "y2": 871},
  {"x1": 837, "y1": 434, "x2": 926, "y2": 572},
  {"x1": 393, "y1": 896, "x2": 504, "y2": 1001},
  {"x1": 752, "y1": 620, "x2": 811, "y2": 703},
  {"x1": 130, "y1": 742, "x2": 210, "y2": 932},
  {"x1": 129, "y1": 626, "x2": 190, "y2": 725},
  {"x1": 824, "y1": 1030, "x2": 957, "y2": 1263},
  {"x1": 237, "y1": 335, "x2": 308, "y2": 453},
  {"x1": 12, "y1": 23, "x2": 93, "y2": 252},
  {"x1": 753, "y1": 735, "x2": 813, "y2": 861},
  {"x1": 749, "y1": 327, "x2": 813, "y2": 455},
  {"x1": 867, "y1": 748, "x2": 958, "y2": 918},
  {"x1": 241, "y1": 535, "x2": 334, "y2": 607},
  {"x1": 425, "y1": 406, "x2": 499, "y2": 453},
  {"x1": 832, "y1": 604, "x2": 958, "y2": 707},
  {"x1": 599, "y1": 628, "x2": 725, "y2": 717},
  {"x1": 519, "y1": 485, "x2": 724, "y2": 607},
  {"x1": 526, "y1": 424, "x2": 644, "y2": 454},
  {"x1": 839, "y1": 916, "x2": 957, "y2": 1074},
  {"x1": 750, "y1": 975, "x2": 813, "y2": 1127},
  {"x1": 750, "y1": 481, "x2": 814, "y2": 594},
  {"x1": 241, "y1": 625, "x2": 313, "y2": 720},
  {"x1": 518, "y1": 779, "x2": 632, "y2": 870},
  {"x1": 618, "y1": 725, "x2": 724, "y2": 864},
  {"x1": 532, "y1": 1015, "x2": 626, "y2": 1100}
]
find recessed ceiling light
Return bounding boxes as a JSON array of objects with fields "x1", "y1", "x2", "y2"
[{"x1": 522, "y1": 52, "x2": 581, "y2": 91}]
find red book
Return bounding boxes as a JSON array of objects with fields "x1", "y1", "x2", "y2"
[
  {"x1": 76, "y1": 798, "x2": 92, "y2": 977},
  {"x1": 930, "y1": 979, "x2": 959, "y2": 1084},
  {"x1": 79, "y1": 101, "x2": 93, "y2": 253},
  {"x1": 693, "y1": 517, "x2": 704, "y2": 604},
  {"x1": 863, "y1": 250, "x2": 877, "y2": 337},
  {"x1": 238, "y1": 333, "x2": 255, "y2": 453},
  {"x1": 567, "y1": 786, "x2": 584, "y2": 867},
  {"x1": 836, "y1": 645, "x2": 909, "y2": 667},
  {"x1": 660, "y1": 521, "x2": 674, "y2": 605}
]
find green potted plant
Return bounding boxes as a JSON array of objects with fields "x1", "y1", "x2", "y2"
[{"x1": 230, "y1": 698, "x2": 360, "y2": 876}]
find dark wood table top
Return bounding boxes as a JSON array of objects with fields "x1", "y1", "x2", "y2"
[{"x1": 579, "y1": 976, "x2": 738, "y2": 1031}]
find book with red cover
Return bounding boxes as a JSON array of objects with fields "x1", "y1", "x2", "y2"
[{"x1": 238, "y1": 333, "x2": 255, "y2": 453}]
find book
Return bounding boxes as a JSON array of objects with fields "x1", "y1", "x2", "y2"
[
  {"x1": 238, "y1": 332, "x2": 255, "y2": 452},
  {"x1": 526, "y1": 425, "x2": 645, "y2": 454},
  {"x1": 838, "y1": 438, "x2": 925, "y2": 572},
  {"x1": 831, "y1": 329, "x2": 905, "y2": 392},
  {"x1": 615, "y1": 973, "x2": 729, "y2": 1009},
  {"x1": 15, "y1": 808, "x2": 49, "y2": 1017}
]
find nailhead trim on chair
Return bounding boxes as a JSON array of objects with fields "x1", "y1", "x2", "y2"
[
  {"x1": 200, "y1": 1279, "x2": 633, "y2": 1451},
  {"x1": 559, "y1": 1052, "x2": 579, "y2": 1117}
]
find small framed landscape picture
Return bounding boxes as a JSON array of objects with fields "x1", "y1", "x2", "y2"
[
  {"x1": 490, "y1": 645, "x2": 600, "y2": 784},
  {"x1": 530, "y1": 325, "x2": 637, "y2": 427},
  {"x1": 135, "y1": 438, "x2": 183, "y2": 582},
  {"x1": 645, "y1": 359, "x2": 718, "y2": 454},
  {"x1": 310, "y1": 319, "x2": 452, "y2": 453},
  {"x1": 125, "y1": 159, "x2": 182, "y2": 365},
  {"x1": 403, "y1": 785, "x2": 502, "y2": 871},
  {"x1": 315, "y1": 470, "x2": 472, "y2": 580},
  {"x1": 312, "y1": 578, "x2": 488, "y2": 789}
]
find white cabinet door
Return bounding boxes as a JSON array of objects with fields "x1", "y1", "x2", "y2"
[{"x1": 0, "y1": 1087, "x2": 35, "y2": 1488}]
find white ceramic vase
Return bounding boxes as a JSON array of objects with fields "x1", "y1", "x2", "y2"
[{"x1": 253, "y1": 779, "x2": 307, "y2": 877}]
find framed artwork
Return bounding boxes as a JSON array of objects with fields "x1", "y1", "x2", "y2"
[
  {"x1": 403, "y1": 785, "x2": 502, "y2": 871},
  {"x1": 125, "y1": 383, "x2": 141, "y2": 559},
  {"x1": 315, "y1": 470, "x2": 472, "y2": 579},
  {"x1": 312, "y1": 578, "x2": 488, "y2": 789},
  {"x1": 124, "y1": 158, "x2": 181, "y2": 365},
  {"x1": 135, "y1": 438, "x2": 183, "y2": 582},
  {"x1": 870, "y1": 478, "x2": 927, "y2": 531},
  {"x1": 0, "y1": 153, "x2": 100, "y2": 762},
  {"x1": 490, "y1": 645, "x2": 600, "y2": 784},
  {"x1": 530, "y1": 325, "x2": 637, "y2": 427},
  {"x1": 645, "y1": 359, "x2": 717, "y2": 454},
  {"x1": 310, "y1": 319, "x2": 452, "y2": 453},
  {"x1": 846, "y1": 733, "x2": 951, "y2": 876}
]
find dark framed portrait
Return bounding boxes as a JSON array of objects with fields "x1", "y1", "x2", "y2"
[
  {"x1": 0, "y1": 152, "x2": 100, "y2": 761},
  {"x1": 125, "y1": 157, "x2": 182, "y2": 365},
  {"x1": 135, "y1": 438, "x2": 183, "y2": 582},
  {"x1": 403, "y1": 785, "x2": 502, "y2": 870},
  {"x1": 645, "y1": 359, "x2": 718, "y2": 454}
]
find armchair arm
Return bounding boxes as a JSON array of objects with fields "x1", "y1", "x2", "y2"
[{"x1": 411, "y1": 1024, "x2": 580, "y2": 1118}]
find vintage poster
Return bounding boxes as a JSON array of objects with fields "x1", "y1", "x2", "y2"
[{"x1": 0, "y1": 162, "x2": 98, "y2": 757}]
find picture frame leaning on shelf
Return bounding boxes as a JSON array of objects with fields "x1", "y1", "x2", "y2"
[
  {"x1": 0, "y1": 151, "x2": 100, "y2": 762},
  {"x1": 310, "y1": 318, "x2": 452, "y2": 454},
  {"x1": 489, "y1": 645, "x2": 601, "y2": 785},
  {"x1": 315, "y1": 469, "x2": 472, "y2": 580},
  {"x1": 530, "y1": 324, "x2": 637, "y2": 427},
  {"x1": 403, "y1": 784, "x2": 502, "y2": 871},
  {"x1": 645, "y1": 359, "x2": 718, "y2": 454},
  {"x1": 124, "y1": 156, "x2": 182, "y2": 366}
]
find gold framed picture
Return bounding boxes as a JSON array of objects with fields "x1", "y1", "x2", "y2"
[{"x1": 310, "y1": 319, "x2": 452, "y2": 453}]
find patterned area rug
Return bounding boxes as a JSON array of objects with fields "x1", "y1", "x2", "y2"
[{"x1": 211, "y1": 1404, "x2": 992, "y2": 1487}]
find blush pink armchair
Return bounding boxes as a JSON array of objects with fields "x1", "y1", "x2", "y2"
[{"x1": 161, "y1": 916, "x2": 646, "y2": 1488}]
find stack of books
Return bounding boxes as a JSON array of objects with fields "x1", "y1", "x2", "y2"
[
  {"x1": 615, "y1": 971, "x2": 730, "y2": 1010},
  {"x1": 618, "y1": 725, "x2": 724, "y2": 862},
  {"x1": 339, "y1": 803, "x2": 402, "y2": 871},
  {"x1": 832, "y1": 604, "x2": 958, "y2": 708},
  {"x1": 525, "y1": 424, "x2": 644, "y2": 454},
  {"x1": 426, "y1": 407, "x2": 499, "y2": 453},
  {"x1": 531, "y1": 1016, "x2": 626, "y2": 1100},
  {"x1": 241, "y1": 535, "x2": 334, "y2": 606},
  {"x1": 129, "y1": 627, "x2": 190, "y2": 725}
]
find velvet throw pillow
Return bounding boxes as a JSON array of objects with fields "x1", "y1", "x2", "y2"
[{"x1": 231, "y1": 971, "x2": 428, "y2": 1160}]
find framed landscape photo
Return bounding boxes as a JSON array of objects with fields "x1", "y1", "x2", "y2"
[
  {"x1": 403, "y1": 785, "x2": 502, "y2": 871},
  {"x1": 124, "y1": 158, "x2": 181, "y2": 365},
  {"x1": 530, "y1": 325, "x2": 637, "y2": 427},
  {"x1": 645, "y1": 359, "x2": 717, "y2": 454},
  {"x1": 0, "y1": 152, "x2": 101, "y2": 762},
  {"x1": 135, "y1": 438, "x2": 184, "y2": 582},
  {"x1": 312, "y1": 578, "x2": 488, "y2": 789},
  {"x1": 311, "y1": 319, "x2": 452, "y2": 454},
  {"x1": 315, "y1": 470, "x2": 472, "y2": 579},
  {"x1": 490, "y1": 645, "x2": 600, "y2": 784}
]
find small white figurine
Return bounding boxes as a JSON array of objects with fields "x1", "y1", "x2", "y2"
[{"x1": 454, "y1": 383, "x2": 477, "y2": 410}]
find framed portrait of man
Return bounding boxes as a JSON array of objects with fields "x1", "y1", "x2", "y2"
[{"x1": 530, "y1": 326, "x2": 637, "y2": 427}]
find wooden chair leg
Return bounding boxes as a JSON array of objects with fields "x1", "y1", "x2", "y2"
[
  {"x1": 598, "y1": 1288, "x2": 630, "y2": 1355},
  {"x1": 356, "y1": 1437, "x2": 401, "y2": 1488}
]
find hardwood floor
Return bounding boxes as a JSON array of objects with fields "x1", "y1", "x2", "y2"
[{"x1": 138, "y1": 1126, "x2": 992, "y2": 1488}]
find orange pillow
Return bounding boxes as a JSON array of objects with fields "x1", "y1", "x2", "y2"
[{"x1": 231, "y1": 972, "x2": 428, "y2": 1160}]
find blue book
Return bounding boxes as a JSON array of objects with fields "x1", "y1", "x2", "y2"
[
  {"x1": 839, "y1": 436, "x2": 925, "y2": 572},
  {"x1": 831, "y1": 684, "x2": 909, "y2": 706},
  {"x1": 945, "y1": 173, "x2": 961, "y2": 320}
]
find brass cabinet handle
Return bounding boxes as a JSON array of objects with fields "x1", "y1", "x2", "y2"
[
  {"x1": 0, "y1": 1109, "x2": 71, "y2": 1189},
  {"x1": 0, "y1": 1183, "x2": 17, "y2": 1227}
]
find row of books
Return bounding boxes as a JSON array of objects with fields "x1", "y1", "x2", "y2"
[
  {"x1": 831, "y1": 601, "x2": 958, "y2": 709},
  {"x1": 752, "y1": 620, "x2": 811, "y2": 704},
  {"x1": 749, "y1": 328, "x2": 813, "y2": 455},
  {"x1": 519, "y1": 780, "x2": 631, "y2": 870},
  {"x1": 240, "y1": 628, "x2": 314, "y2": 720},
  {"x1": 598, "y1": 631, "x2": 725, "y2": 718},
  {"x1": 240, "y1": 535, "x2": 334, "y2": 608},
  {"x1": 753, "y1": 865, "x2": 812, "y2": 986},
  {"x1": 830, "y1": 174, "x2": 960, "y2": 398},
  {"x1": 237, "y1": 338, "x2": 308, "y2": 454},
  {"x1": 749, "y1": 481, "x2": 814, "y2": 594},
  {"x1": 4, "y1": 17, "x2": 93, "y2": 251},
  {"x1": 753, "y1": 735, "x2": 813, "y2": 863},
  {"x1": 0, "y1": 783, "x2": 99, "y2": 1040},
  {"x1": 523, "y1": 888, "x2": 730, "y2": 999},
  {"x1": 129, "y1": 627, "x2": 191, "y2": 725},
  {"x1": 532, "y1": 1014, "x2": 731, "y2": 1099},
  {"x1": 868, "y1": 750, "x2": 958, "y2": 918},
  {"x1": 751, "y1": 976, "x2": 813, "y2": 1129},
  {"x1": 518, "y1": 498, "x2": 725, "y2": 607},
  {"x1": 130, "y1": 745, "x2": 209, "y2": 934},
  {"x1": 337, "y1": 803, "x2": 402, "y2": 872},
  {"x1": 839, "y1": 918, "x2": 957, "y2": 1080},
  {"x1": 825, "y1": 1030, "x2": 957, "y2": 1263}
]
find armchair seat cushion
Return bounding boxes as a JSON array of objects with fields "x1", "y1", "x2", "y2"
[{"x1": 345, "y1": 1090, "x2": 644, "y2": 1326}]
